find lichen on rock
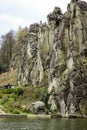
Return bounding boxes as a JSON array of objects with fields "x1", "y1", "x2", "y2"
[{"x1": 17, "y1": 0, "x2": 87, "y2": 117}]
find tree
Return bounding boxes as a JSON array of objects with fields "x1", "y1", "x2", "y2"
[
  {"x1": 11, "y1": 26, "x2": 28, "y2": 69},
  {"x1": 0, "y1": 30, "x2": 16, "y2": 72},
  {"x1": 13, "y1": 26, "x2": 28, "y2": 54}
]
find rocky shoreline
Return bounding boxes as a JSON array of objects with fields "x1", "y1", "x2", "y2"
[{"x1": 0, "y1": 113, "x2": 87, "y2": 119}]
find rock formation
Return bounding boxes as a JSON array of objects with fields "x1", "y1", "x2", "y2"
[
  {"x1": 17, "y1": 0, "x2": 87, "y2": 117},
  {"x1": 30, "y1": 101, "x2": 45, "y2": 114}
]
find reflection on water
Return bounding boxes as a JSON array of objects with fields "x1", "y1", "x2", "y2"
[{"x1": 0, "y1": 117, "x2": 87, "y2": 130}]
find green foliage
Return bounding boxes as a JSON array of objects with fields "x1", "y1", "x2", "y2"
[
  {"x1": 7, "y1": 88, "x2": 15, "y2": 94},
  {"x1": 0, "y1": 56, "x2": 7, "y2": 73},
  {"x1": 0, "y1": 85, "x2": 47, "y2": 114},
  {"x1": 15, "y1": 87, "x2": 23, "y2": 96},
  {"x1": 2, "y1": 88, "x2": 15, "y2": 94},
  {"x1": 40, "y1": 86, "x2": 46, "y2": 94},
  {"x1": 6, "y1": 88, "x2": 15, "y2": 94},
  {"x1": 32, "y1": 93, "x2": 39, "y2": 99},
  {"x1": 16, "y1": 26, "x2": 28, "y2": 43},
  {"x1": 0, "y1": 94, "x2": 2, "y2": 98},
  {"x1": 12, "y1": 109, "x2": 20, "y2": 114},
  {"x1": 31, "y1": 86, "x2": 47, "y2": 100},
  {"x1": 11, "y1": 26, "x2": 28, "y2": 69},
  {"x1": 12, "y1": 26, "x2": 28, "y2": 55},
  {"x1": 4, "y1": 105, "x2": 20, "y2": 114},
  {"x1": 1, "y1": 97, "x2": 9, "y2": 105},
  {"x1": 39, "y1": 86, "x2": 47, "y2": 101},
  {"x1": 12, "y1": 95, "x2": 17, "y2": 101},
  {"x1": 0, "y1": 30, "x2": 16, "y2": 73}
]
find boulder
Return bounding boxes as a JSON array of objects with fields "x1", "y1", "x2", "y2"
[{"x1": 30, "y1": 101, "x2": 45, "y2": 114}]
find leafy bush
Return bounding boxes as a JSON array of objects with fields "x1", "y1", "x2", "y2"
[
  {"x1": 39, "y1": 86, "x2": 47, "y2": 101},
  {"x1": 1, "y1": 97, "x2": 9, "y2": 104},
  {"x1": 2, "y1": 88, "x2": 15, "y2": 94},
  {"x1": 32, "y1": 93, "x2": 39, "y2": 99},
  {"x1": 12, "y1": 109, "x2": 20, "y2": 114},
  {"x1": 0, "y1": 57, "x2": 7, "y2": 73},
  {"x1": 15, "y1": 88, "x2": 23, "y2": 96},
  {"x1": 7, "y1": 88, "x2": 15, "y2": 94},
  {"x1": 0, "y1": 94, "x2": 2, "y2": 98},
  {"x1": 12, "y1": 95, "x2": 17, "y2": 101}
]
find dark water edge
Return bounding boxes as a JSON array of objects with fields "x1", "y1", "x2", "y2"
[{"x1": 0, "y1": 115, "x2": 87, "y2": 130}]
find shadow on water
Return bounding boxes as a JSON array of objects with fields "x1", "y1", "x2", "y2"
[{"x1": 0, "y1": 117, "x2": 87, "y2": 130}]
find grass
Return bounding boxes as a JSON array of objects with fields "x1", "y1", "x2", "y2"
[
  {"x1": 0, "y1": 70, "x2": 17, "y2": 87},
  {"x1": 0, "y1": 85, "x2": 47, "y2": 114},
  {"x1": 0, "y1": 70, "x2": 47, "y2": 114}
]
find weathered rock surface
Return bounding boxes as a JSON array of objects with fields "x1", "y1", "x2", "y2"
[
  {"x1": 30, "y1": 101, "x2": 45, "y2": 114},
  {"x1": 17, "y1": 0, "x2": 87, "y2": 117}
]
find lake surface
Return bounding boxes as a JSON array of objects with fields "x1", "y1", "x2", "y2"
[{"x1": 0, "y1": 117, "x2": 87, "y2": 130}]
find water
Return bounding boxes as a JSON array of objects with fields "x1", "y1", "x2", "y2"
[{"x1": 0, "y1": 117, "x2": 87, "y2": 130}]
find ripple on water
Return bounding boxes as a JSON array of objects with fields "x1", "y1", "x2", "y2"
[{"x1": 0, "y1": 118, "x2": 87, "y2": 130}]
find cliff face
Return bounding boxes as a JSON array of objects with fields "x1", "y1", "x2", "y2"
[{"x1": 18, "y1": 0, "x2": 87, "y2": 117}]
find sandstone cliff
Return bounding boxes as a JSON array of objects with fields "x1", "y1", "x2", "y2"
[{"x1": 17, "y1": 0, "x2": 87, "y2": 117}]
